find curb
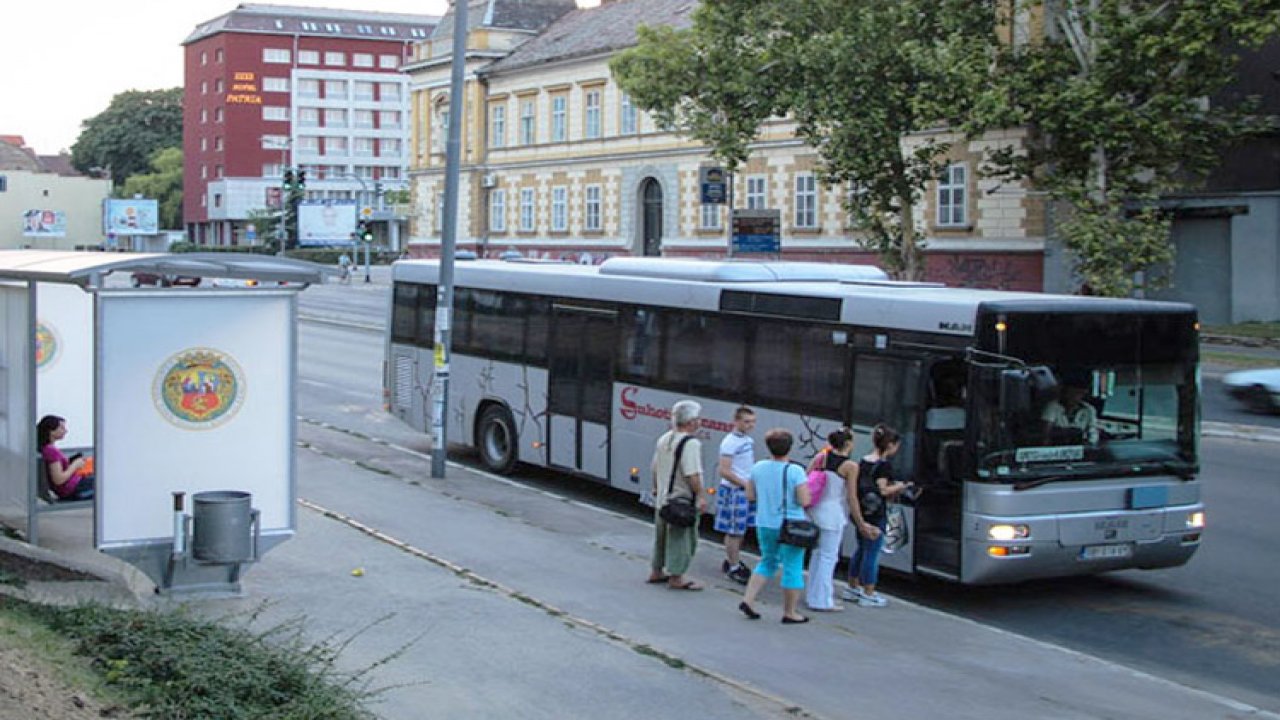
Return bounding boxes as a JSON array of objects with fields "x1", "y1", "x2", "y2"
[
  {"x1": 0, "y1": 533, "x2": 151, "y2": 609},
  {"x1": 1202, "y1": 333, "x2": 1280, "y2": 350}
]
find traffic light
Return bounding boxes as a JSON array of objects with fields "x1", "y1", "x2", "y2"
[
  {"x1": 283, "y1": 169, "x2": 295, "y2": 190},
  {"x1": 358, "y1": 222, "x2": 374, "y2": 243},
  {"x1": 297, "y1": 170, "x2": 306, "y2": 188}
]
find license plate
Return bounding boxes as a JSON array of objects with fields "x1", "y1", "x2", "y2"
[{"x1": 1080, "y1": 544, "x2": 1133, "y2": 561}]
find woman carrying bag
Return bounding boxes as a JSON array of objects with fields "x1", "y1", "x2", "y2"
[{"x1": 738, "y1": 428, "x2": 813, "y2": 624}]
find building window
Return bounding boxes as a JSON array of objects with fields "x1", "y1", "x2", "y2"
[
  {"x1": 324, "y1": 51, "x2": 345, "y2": 66},
  {"x1": 620, "y1": 92, "x2": 637, "y2": 135},
  {"x1": 263, "y1": 77, "x2": 289, "y2": 92},
  {"x1": 936, "y1": 163, "x2": 968, "y2": 227},
  {"x1": 353, "y1": 53, "x2": 374, "y2": 68},
  {"x1": 0, "y1": 175, "x2": 7, "y2": 192},
  {"x1": 201, "y1": 165, "x2": 208, "y2": 179},
  {"x1": 298, "y1": 107, "x2": 319, "y2": 126},
  {"x1": 214, "y1": 107, "x2": 224, "y2": 123},
  {"x1": 551, "y1": 186, "x2": 568, "y2": 231},
  {"x1": 354, "y1": 138, "x2": 375, "y2": 157},
  {"x1": 262, "y1": 163, "x2": 284, "y2": 177},
  {"x1": 214, "y1": 137, "x2": 224, "y2": 151},
  {"x1": 324, "y1": 137, "x2": 347, "y2": 155},
  {"x1": 324, "y1": 80, "x2": 347, "y2": 99},
  {"x1": 520, "y1": 188, "x2": 535, "y2": 231},
  {"x1": 214, "y1": 78, "x2": 224, "y2": 94},
  {"x1": 794, "y1": 173, "x2": 817, "y2": 229},
  {"x1": 215, "y1": 165, "x2": 224, "y2": 179},
  {"x1": 299, "y1": 49, "x2": 320, "y2": 65},
  {"x1": 490, "y1": 188, "x2": 507, "y2": 232},
  {"x1": 520, "y1": 99, "x2": 536, "y2": 145},
  {"x1": 263, "y1": 48, "x2": 291, "y2": 64},
  {"x1": 200, "y1": 108, "x2": 208, "y2": 124},
  {"x1": 201, "y1": 80, "x2": 208, "y2": 95},
  {"x1": 551, "y1": 95, "x2": 567, "y2": 142},
  {"x1": 355, "y1": 81, "x2": 375, "y2": 101},
  {"x1": 214, "y1": 193, "x2": 222, "y2": 207},
  {"x1": 297, "y1": 79, "x2": 320, "y2": 98},
  {"x1": 584, "y1": 184, "x2": 602, "y2": 231},
  {"x1": 379, "y1": 110, "x2": 401, "y2": 129},
  {"x1": 382, "y1": 167, "x2": 401, "y2": 180},
  {"x1": 700, "y1": 203, "x2": 723, "y2": 230},
  {"x1": 201, "y1": 51, "x2": 208, "y2": 66},
  {"x1": 746, "y1": 175, "x2": 767, "y2": 209},
  {"x1": 354, "y1": 109, "x2": 374, "y2": 128},
  {"x1": 380, "y1": 138, "x2": 402, "y2": 156},
  {"x1": 215, "y1": 48, "x2": 224, "y2": 63},
  {"x1": 584, "y1": 89, "x2": 601, "y2": 139},
  {"x1": 490, "y1": 104, "x2": 506, "y2": 148},
  {"x1": 380, "y1": 54, "x2": 400, "y2": 69},
  {"x1": 200, "y1": 138, "x2": 208, "y2": 152},
  {"x1": 297, "y1": 136, "x2": 320, "y2": 154},
  {"x1": 379, "y1": 83, "x2": 401, "y2": 102},
  {"x1": 324, "y1": 109, "x2": 347, "y2": 127}
]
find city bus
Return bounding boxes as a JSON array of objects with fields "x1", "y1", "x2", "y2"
[{"x1": 385, "y1": 257, "x2": 1205, "y2": 584}]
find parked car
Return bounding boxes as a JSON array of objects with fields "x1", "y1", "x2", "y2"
[
  {"x1": 1222, "y1": 367, "x2": 1280, "y2": 413},
  {"x1": 130, "y1": 272, "x2": 200, "y2": 288}
]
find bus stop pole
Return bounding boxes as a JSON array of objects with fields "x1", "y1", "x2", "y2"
[{"x1": 431, "y1": 0, "x2": 467, "y2": 479}]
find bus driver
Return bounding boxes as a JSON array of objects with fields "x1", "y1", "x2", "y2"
[{"x1": 1041, "y1": 371, "x2": 1099, "y2": 445}]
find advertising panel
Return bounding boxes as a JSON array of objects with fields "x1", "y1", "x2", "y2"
[
  {"x1": 22, "y1": 209, "x2": 67, "y2": 237},
  {"x1": 298, "y1": 200, "x2": 358, "y2": 246},
  {"x1": 103, "y1": 199, "x2": 159, "y2": 235}
]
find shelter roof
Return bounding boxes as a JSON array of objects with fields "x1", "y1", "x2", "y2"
[{"x1": 0, "y1": 251, "x2": 331, "y2": 286}]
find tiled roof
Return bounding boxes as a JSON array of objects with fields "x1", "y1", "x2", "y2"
[
  {"x1": 482, "y1": 0, "x2": 696, "y2": 75},
  {"x1": 431, "y1": 0, "x2": 579, "y2": 42},
  {"x1": 0, "y1": 139, "x2": 42, "y2": 172},
  {"x1": 38, "y1": 155, "x2": 79, "y2": 177},
  {"x1": 184, "y1": 3, "x2": 439, "y2": 45}
]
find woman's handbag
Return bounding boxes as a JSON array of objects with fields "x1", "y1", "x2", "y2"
[
  {"x1": 658, "y1": 436, "x2": 698, "y2": 528},
  {"x1": 778, "y1": 463, "x2": 820, "y2": 549}
]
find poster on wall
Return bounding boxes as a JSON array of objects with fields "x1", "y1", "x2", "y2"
[
  {"x1": 103, "y1": 199, "x2": 159, "y2": 235},
  {"x1": 22, "y1": 209, "x2": 67, "y2": 237},
  {"x1": 298, "y1": 200, "x2": 357, "y2": 246}
]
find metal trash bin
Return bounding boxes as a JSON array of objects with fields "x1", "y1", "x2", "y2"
[{"x1": 191, "y1": 491, "x2": 257, "y2": 563}]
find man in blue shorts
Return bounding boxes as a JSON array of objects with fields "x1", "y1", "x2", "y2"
[{"x1": 715, "y1": 406, "x2": 757, "y2": 584}]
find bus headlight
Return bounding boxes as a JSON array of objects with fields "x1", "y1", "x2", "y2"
[
  {"x1": 1186, "y1": 511, "x2": 1205, "y2": 529},
  {"x1": 988, "y1": 524, "x2": 1030, "y2": 541}
]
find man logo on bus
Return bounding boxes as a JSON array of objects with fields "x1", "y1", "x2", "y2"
[{"x1": 153, "y1": 348, "x2": 246, "y2": 429}]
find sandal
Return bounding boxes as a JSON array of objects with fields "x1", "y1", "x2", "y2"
[{"x1": 667, "y1": 580, "x2": 704, "y2": 591}]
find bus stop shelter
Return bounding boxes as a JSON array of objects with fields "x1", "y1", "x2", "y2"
[{"x1": 0, "y1": 250, "x2": 330, "y2": 593}]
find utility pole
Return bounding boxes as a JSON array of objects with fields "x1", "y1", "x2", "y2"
[{"x1": 431, "y1": 0, "x2": 467, "y2": 479}]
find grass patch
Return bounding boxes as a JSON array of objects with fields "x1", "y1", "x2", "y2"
[
  {"x1": 5, "y1": 599, "x2": 388, "y2": 719},
  {"x1": 1204, "y1": 322, "x2": 1280, "y2": 340},
  {"x1": 1203, "y1": 351, "x2": 1279, "y2": 369}
]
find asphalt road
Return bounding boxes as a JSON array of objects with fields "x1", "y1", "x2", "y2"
[{"x1": 296, "y1": 275, "x2": 1280, "y2": 713}]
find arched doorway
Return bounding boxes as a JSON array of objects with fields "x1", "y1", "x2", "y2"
[{"x1": 640, "y1": 178, "x2": 662, "y2": 256}]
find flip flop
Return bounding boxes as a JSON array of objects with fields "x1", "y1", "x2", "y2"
[
  {"x1": 645, "y1": 575, "x2": 671, "y2": 584},
  {"x1": 668, "y1": 580, "x2": 704, "y2": 591}
]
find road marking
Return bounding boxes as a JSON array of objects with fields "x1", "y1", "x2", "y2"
[{"x1": 296, "y1": 494, "x2": 817, "y2": 719}]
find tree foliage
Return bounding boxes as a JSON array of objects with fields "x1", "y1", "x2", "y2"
[
  {"x1": 70, "y1": 88, "x2": 183, "y2": 186},
  {"x1": 983, "y1": 0, "x2": 1280, "y2": 296},
  {"x1": 612, "y1": 0, "x2": 1002, "y2": 279},
  {"x1": 120, "y1": 146, "x2": 183, "y2": 230}
]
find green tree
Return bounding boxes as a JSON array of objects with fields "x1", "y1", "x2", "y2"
[
  {"x1": 71, "y1": 88, "x2": 183, "y2": 186},
  {"x1": 120, "y1": 147, "x2": 183, "y2": 230},
  {"x1": 612, "y1": 0, "x2": 1002, "y2": 279},
  {"x1": 983, "y1": 0, "x2": 1280, "y2": 296}
]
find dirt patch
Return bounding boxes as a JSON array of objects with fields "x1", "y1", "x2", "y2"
[
  {"x1": 0, "y1": 551, "x2": 100, "y2": 585},
  {"x1": 0, "y1": 642, "x2": 129, "y2": 719}
]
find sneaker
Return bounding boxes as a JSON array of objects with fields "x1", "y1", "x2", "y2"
[
  {"x1": 858, "y1": 592, "x2": 888, "y2": 608},
  {"x1": 841, "y1": 585, "x2": 866, "y2": 602},
  {"x1": 729, "y1": 563, "x2": 751, "y2": 585},
  {"x1": 722, "y1": 559, "x2": 733, "y2": 575}
]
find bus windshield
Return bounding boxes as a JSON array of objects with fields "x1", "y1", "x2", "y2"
[{"x1": 971, "y1": 309, "x2": 1198, "y2": 483}]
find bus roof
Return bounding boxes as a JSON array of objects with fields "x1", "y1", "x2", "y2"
[{"x1": 391, "y1": 258, "x2": 1196, "y2": 337}]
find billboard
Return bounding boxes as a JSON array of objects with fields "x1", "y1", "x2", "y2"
[
  {"x1": 298, "y1": 200, "x2": 358, "y2": 246},
  {"x1": 22, "y1": 209, "x2": 67, "y2": 237},
  {"x1": 103, "y1": 199, "x2": 159, "y2": 235}
]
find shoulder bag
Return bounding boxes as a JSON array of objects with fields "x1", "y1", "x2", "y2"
[
  {"x1": 778, "y1": 462, "x2": 820, "y2": 549},
  {"x1": 658, "y1": 436, "x2": 698, "y2": 528}
]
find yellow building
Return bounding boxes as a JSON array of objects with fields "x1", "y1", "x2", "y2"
[
  {"x1": 0, "y1": 141, "x2": 112, "y2": 251},
  {"x1": 404, "y1": 0, "x2": 1047, "y2": 289}
]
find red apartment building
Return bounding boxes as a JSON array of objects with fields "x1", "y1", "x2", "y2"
[{"x1": 183, "y1": 4, "x2": 438, "y2": 246}]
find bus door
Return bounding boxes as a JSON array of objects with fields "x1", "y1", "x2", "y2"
[
  {"x1": 848, "y1": 352, "x2": 923, "y2": 577},
  {"x1": 548, "y1": 305, "x2": 617, "y2": 479}
]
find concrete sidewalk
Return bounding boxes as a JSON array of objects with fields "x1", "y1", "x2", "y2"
[{"x1": 3, "y1": 424, "x2": 1275, "y2": 720}]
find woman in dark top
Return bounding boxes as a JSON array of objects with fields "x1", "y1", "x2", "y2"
[{"x1": 844, "y1": 424, "x2": 912, "y2": 608}]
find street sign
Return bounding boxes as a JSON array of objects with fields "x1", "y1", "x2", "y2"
[
  {"x1": 245, "y1": 224, "x2": 257, "y2": 242},
  {"x1": 360, "y1": 206, "x2": 374, "y2": 218},
  {"x1": 731, "y1": 209, "x2": 781, "y2": 254},
  {"x1": 700, "y1": 166, "x2": 727, "y2": 205}
]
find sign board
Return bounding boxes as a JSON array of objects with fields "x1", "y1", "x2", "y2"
[
  {"x1": 245, "y1": 224, "x2": 257, "y2": 242},
  {"x1": 103, "y1": 199, "x2": 159, "y2": 236},
  {"x1": 298, "y1": 200, "x2": 358, "y2": 246},
  {"x1": 731, "y1": 208, "x2": 781, "y2": 254},
  {"x1": 700, "y1": 166, "x2": 727, "y2": 204},
  {"x1": 22, "y1": 209, "x2": 67, "y2": 237}
]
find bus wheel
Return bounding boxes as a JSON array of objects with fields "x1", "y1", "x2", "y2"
[{"x1": 478, "y1": 405, "x2": 518, "y2": 474}]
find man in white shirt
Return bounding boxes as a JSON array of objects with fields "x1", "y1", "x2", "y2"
[
  {"x1": 714, "y1": 406, "x2": 757, "y2": 584},
  {"x1": 1042, "y1": 377, "x2": 1099, "y2": 445}
]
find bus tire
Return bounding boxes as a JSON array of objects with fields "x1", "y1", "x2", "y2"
[{"x1": 478, "y1": 405, "x2": 519, "y2": 474}]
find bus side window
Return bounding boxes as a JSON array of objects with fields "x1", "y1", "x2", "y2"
[
  {"x1": 392, "y1": 282, "x2": 419, "y2": 344},
  {"x1": 851, "y1": 354, "x2": 922, "y2": 479},
  {"x1": 618, "y1": 308, "x2": 660, "y2": 383},
  {"x1": 414, "y1": 284, "x2": 436, "y2": 347}
]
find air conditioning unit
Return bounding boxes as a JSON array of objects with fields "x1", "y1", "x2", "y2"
[{"x1": 481, "y1": 173, "x2": 498, "y2": 189}]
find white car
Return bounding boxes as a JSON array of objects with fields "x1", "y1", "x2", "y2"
[{"x1": 1222, "y1": 367, "x2": 1280, "y2": 413}]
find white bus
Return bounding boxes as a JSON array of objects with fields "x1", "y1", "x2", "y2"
[{"x1": 386, "y1": 257, "x2": 1205, "y2": 584}]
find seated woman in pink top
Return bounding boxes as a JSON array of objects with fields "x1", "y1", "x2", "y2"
[{"x1": 37, "y1": 414, "x2": 95, "y2": 501}]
